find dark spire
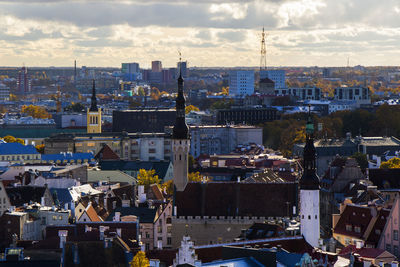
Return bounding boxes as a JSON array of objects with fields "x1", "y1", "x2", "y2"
[
  {"x1": 300, "y1": 106, "x2": 320, "y2": 190},
  {"x1": 173, "y1": 55, "x2": 189, "y2": 139},
  {"x1": 89, "y1": 79, "x2": 98, "y2": 112}
]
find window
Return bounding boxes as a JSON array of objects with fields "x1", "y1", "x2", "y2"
[
  {"x1": 346, "y1": 224, "x2": 352, "y2": 231},
  {"x1": 148, "y1": 148, "x2": 156, "y2": 153},
  {"x1": 395, "y1": 245, "x2": 399, "y2": 257},
  {"x1": 354, "y1": 226, "x2": 361, "y2": 233},
  {"x1": 167, "y1": 237, "x2": 172, "y2": 245},
  {"x1": 158, "y1": 226, "x2": 162, "y2": 233},
  {"x1": 52, "y1": 215, "x2": 57, "y2": 220},
  {"x1": 395, "y1": 230, "x2": 399, "y2": 241},
  {"x1": 145, "y1": 243, "x2": 150, "y2": 251},
  {"x1": 145, "y1": 232, "x2": 150, "y2": 238},
  {"x1": 387, "y1": 244, "x2": 392, "y2": 252}
]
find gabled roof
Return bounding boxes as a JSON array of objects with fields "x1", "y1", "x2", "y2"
[
  {"x1": 0, "y1": 143, "x2": 39, "y2": 155},
  {"x1": 333, "y1": 204, "x2": 389, "y2": 246},
  {"x1": 339, "y1": 245, "x2": 388, "y2": 259},
  {"x1": 175, "y1": 182, "x2": 298, "y2": 217},
  {"x1": 84, "y1": 204, "x2": 102, "y2": 222},
  {"x1": 95, "y1": 144, "x2": 120, "y2": 161},
  {"x1": 6, "y1": 186, "x2": 51, "y2": 207}
]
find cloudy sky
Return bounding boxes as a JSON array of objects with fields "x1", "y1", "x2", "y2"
[{"x1": 0, "y1": 0, "x2": 399, "y2": 67}]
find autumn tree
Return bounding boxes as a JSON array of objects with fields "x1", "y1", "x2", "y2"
[
  {"x1": 130, "y1": 251, "x2": 149, "y2": 267},
  {"x1": 137, "y1": 169, "x2": 160, "y2": 188},
  {"x1": 150, "y1": 87, "x2": 161, "y2": 101},
  {"x1": 380, "y1": 157, "x2": 400, "y2": 169},
  {"x1": 21, "y1": 105, "x2": 51, "y2": 119},
  {"x1": 3, "y1": 135, "x2": 16, "y2": 143},
  {"x1": 188, "y1": 172, "x2": 202, "y2": 182},
  {"x1": 35, "y1": 144, "x2": 45, "y2": 154},
  {"x1": 161, "y1": 180, "x2": 173, "y2": 196},
  {"x1": 185, "y1": 105, "x2": 200, "y2": 114},
  {"x1": 137, "y1": 87, "x2": 146, "y2": 96},
  {"x1": 65, "y1": 102, "x2": 86, "y2": 112}
]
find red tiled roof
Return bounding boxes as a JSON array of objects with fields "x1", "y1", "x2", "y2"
[
  {"x1": 175, "y1": 182, "x2": 298, "y2": 217},
  {"x1": 339, "y1": 245, "x2": 386, "y2": 259}
]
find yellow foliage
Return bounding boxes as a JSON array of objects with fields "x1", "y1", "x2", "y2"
[
  {"x1": 161, "y1": 180, "x2": 173, "y2": 196},
  {"x1": 380, "y1": 157, "x2": 400, "y2": 169},
  {"x1": 137, "y1": 169, "x2": 160, "y2": 187},
  {"x1": 185, "y1": 105, "x2": 200, "y2": 114},
  {"x1": 21, "y1": 105, "x2": 51, "y2": 119},
  {"x1": 188, "y1": 172, "x2": 202, "y2": 182},
  {"x1": 9, "y1": 94, "x2": 18, "y2": 101},
  {"x1": 35, "y1": 144, "x2": 45, "y2": 154},
  {"x1": 130, "y1": 251, "x2": 149, "y2": 267}
]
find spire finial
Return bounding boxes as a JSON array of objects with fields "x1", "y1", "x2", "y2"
[
  {"x1": 89, "y1": 79, "x2": 98, "y2": 112},
  {"x1": 178, "y1": 50, "x2": 182, "y2": 78}
]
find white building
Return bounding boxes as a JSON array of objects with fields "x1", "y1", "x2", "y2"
[
  {"x1": 260, "y1": 70, "x2": 286, "y2": 89},
  {"x1": 190, "y1": 125, "x2": 263, "y2": 158},
  {"x1": 276, "y1": 87, "x2": 321, "y2": 100},
  {"x1": 328, "y1": 100, "x2": 357, "y2": 114},
  {"x1": 229, "y1": 70, "x2": 254, "y2": 97},
  {"x1": 334, "y1": 86, "x2": 371, "y2": 107}
]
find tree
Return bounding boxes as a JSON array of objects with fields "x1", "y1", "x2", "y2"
[
  {"x1": 188, "y1": 172, "x2": 202, "y2": 182},
  {"x1": 380, "y1": 157, "x2": 400, "y2": 169},
  {"x1": 150, "y1": 87, "x2": 161, "y2": 101},
  {"x1": 21, "y1": 105, "x2": 51, "y2": 119},
  {"x1": 35, "y1": 144, "x2": 45, "y2": 154},
  {"x1": 185, "y1": 105, "x2": 200, "y2": 114},
  {"x1": 161, "y1": 180, "x2": 173, "y2": 196},
  {"x1": 9, "y1": 94, "x2": 18, "y2": 101},
  {"x1": 137, "y1": 169, "x2": 160, "y2": 187},
  {"x1": 3, "y1": 135, "x2": 16, "y2": 143},
  {"x1": 351, "y1": 152, "x2": 368, "y2": 170},
  {"x1": 137, "y1": 87, "x2": 145, "y2": 96},
  {"x1": 130, "y1": 251, "x2": 149, "y2": 267},
  {"x1": 65, "y1": 102, "x2": 86, "y2": 112},
  {"x1": 15, "y1": 138, "x2": 24, "y2": 145}
]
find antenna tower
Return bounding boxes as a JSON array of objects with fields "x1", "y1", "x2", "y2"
[{"x1": 260, "y1": 27, "x2": 267, "y2": 71}]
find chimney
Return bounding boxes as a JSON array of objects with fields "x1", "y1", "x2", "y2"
[
  {"x1": 58, "y1": 230, "x2": 68, "y2": 249},
  {"x1": 356, "y1": 240, "x2": 364, "y2": 249},
  {"x1": 85, "y1": 225, "x2": 92, "y2": 233},
  {"x1": 114, "y1": 212, "x2": 120, "y2": 222},
  {"x1": 41, "y1": 196, "x2": 45, "y2": 206},
  {"x1": 138, "y1": 185, "x2": 146, "y2": 203},
  {"x1": 99, "y1": 226, "x2": 105, "y2": 240}
]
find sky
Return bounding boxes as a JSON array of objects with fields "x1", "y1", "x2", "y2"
[{"x1": 0, "y1": 0, "x2": 399, "y2": 68}]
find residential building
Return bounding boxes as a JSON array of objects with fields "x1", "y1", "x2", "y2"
[
  {"x1": 0, "y1": 142, "x2": 41, "y2": 164},
  {"x1": 216, "y1": 107, "x2": 278, "y2": 125},
  {"x1": 177, "y1": 61, "x2": 188, "y2": 78},
  {"x1": 112, "y1": 109, "x2": 176, "y2": 133},
  {"x1": 87, "y1": 80, "x2": 102, "y2": 133},
  {"x1": 334, "y1": 86, "x2": 371, "y2": 107},
  {"x1": 189, "y1": 125, "x2": 263, "y2": 158},
  {"x1": 122, "y1": 62, "x2": 141, "y2": 81},
  {"x1": 0, "y1": 181, "x2": 10, "y2": 215},
  {"x1": 44, "y1": 132, "x2": 173, "y2": 161},
  {"x1": 0, "y1": 83, "x2": 10, "y2": 101},
  {"x1": 260, "y1": 70, "x2": 286, "y2": 89},
  {"x1": 53, "y1": 114, "x2": 87, "y2": 129},
  {"x1": 379, "y1": 195, "x2": 400, "y2": 257},
  {"x1": 332, "y1": 203, "x2": 389, "y2": 247},
  {"x1": 152, "y1": 61, "x2": 162, "y2": 72},
  {"x1": 17, "y1": 66, "x2": 31, "y2": 93},
  {"x1": 275, "y1": 87, "x2": 321, "y2": 100},
  {"x1": 228, "y1": 70, "x2": 254, "y2": 97}
]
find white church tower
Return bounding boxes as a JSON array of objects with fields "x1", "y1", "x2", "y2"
[
  {"x1": 172, "y1": 63, "x2": 190, "y2": 192},
  {"x1": 300, "y1": 109, "x2": 320, "y2": 247}
]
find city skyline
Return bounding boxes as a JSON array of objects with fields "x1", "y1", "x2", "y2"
[{"x1": 0, "y1": 0, "x2": 399, "y2": 67}]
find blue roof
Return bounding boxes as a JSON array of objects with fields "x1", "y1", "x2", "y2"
[
  {"x1": 50, "y1": 188, "x2": 73, "y2": 206},
  {"x1": 42, "y1": 152, "x2": 94, "y2": 162},
  {"x1": 276, "y1": 251, "x2": 303, "y2": 267},
  {"x1": 0, "y1": 143, "x2": 38, "y2": 155},
  {"x1": 203, "y1": 257, "x2": 264, "y2": 267}
]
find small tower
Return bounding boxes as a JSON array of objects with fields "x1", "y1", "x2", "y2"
[
  {"x1": 300, "y1": 108, "x2": 320, "y2": 247},
  {"x1": 172, "y1": 59, "x2": 190, "y2": 192},
  {"x1": 87, "y1": 80, "x2": 102, "y2": 133}
]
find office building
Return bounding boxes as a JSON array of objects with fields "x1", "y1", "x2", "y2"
[
  {"x1": 228, "y1": 70, "x2": 254, "y2": 97},
  {"x1": 260, "y1": 70, "x2": 286, "y2": 89},
  {"x1": 275, "y1": 87, "x2": 321, "y2": 100},
  {"x1": 121, "y1": 62, "x2": 141, "y2": 81}
]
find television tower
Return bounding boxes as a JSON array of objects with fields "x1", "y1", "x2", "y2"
[{"x1": 260, "y1": 27, "x2": 267, "y2": 71}]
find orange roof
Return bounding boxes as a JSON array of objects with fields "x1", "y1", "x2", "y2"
[{"x1": 85, "y1": 204, "x2": 102, "y2": 222}]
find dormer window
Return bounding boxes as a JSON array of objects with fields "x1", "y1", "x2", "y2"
[{"x1": 346, "y1": 224, "x2": 352, "y2": 231}]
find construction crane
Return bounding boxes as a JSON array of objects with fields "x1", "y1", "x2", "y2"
[{"x1": 260, "y1": 27, "x2": 267, "y2": 71}]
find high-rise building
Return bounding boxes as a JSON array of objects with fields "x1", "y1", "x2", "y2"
[
  {"x1": 260, "y1": 70, "x2": 286, "y2": 89},
  {"x1": 87, "y1": 80, "x2": 102, "y2": 134},
  {"x1": 228, "y1": 70, "x2": 255, "y2": 97},
  {"x1": 0, "y1": 83, "x2": 10, "y2": 101},
  {"x1": 177, "y1": 61, "x2": 188, "y2": 78},
  {"x1": 172, "y1": 70, "x2": 190, "y2": 192},
  {"x1": 152, "y1": 61, "x2": 162, "y2": 73},
  {"x1": 122, "y1": 63, "x2": 141, "y2": 81},
  {"x1": 17, "y1": 66, "x2": 31, "y2": 94},
  {"x1": 299, "y1": 111, "x2": 320, "y2": 247}
]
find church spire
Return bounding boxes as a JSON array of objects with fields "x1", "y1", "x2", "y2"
[
  {"x1": 300, "y1": 106, "x2": 320, "y2": 190},
  {"x1": 89, "y1": 79, "x2": 98, "y2": 112},
  {"x1": 173, "y1": 54, "x2": 189, "y2": 140}
]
